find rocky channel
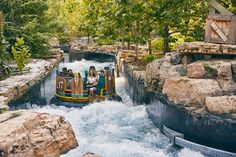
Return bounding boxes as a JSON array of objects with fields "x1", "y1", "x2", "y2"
[
  {"x1": 121, "y1": 50, "x2": 236, "y2": 152},
  {"x1": 144, "y1": 52, "x2": 236, "y2": 117},
  {"x1": 0, "y1": 49, "x2": 63, "y2": 112}
]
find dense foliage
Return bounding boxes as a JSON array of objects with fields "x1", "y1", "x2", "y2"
[
  {"x1": 0, "y1": 0, "x2": 64, "y2": 58},
  {"x1": 0, "y1": 0, "x2": 235, "y2": 65},
  {"x1": 57, "y1": 0, "x2": 209, "y2": 54},
  {"x1": 0, "y1": 12, "x2": 11, "y2": 80}
]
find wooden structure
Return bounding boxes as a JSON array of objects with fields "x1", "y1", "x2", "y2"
[
  {"x1": 177, "y1": 0, "x2": 236, "y2": 66},
  {"x1": 205, "y1": 14, "x2": 236, "y2": 44},
  {"x1": 204, "y1": 0, "x2": 236, "y2": 45}
]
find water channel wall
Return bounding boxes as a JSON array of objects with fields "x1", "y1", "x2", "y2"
[{"x1": 121, "y1": 63, "x2": 236, "y2": 154}]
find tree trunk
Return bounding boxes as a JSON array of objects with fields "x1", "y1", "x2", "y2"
[
  {"x1": 127, "y1": 41, "x2": 130, "y2": 50},
  {"x1": 87, "y1": 34, "x2": 90, "y2": 45},
  {"x1": 135, "y1": 21, "x2": 140, "y2": 59},
  {"x1": 148, "y1": 40, "x2": 152, "y2": 55},
  {"x1": 163, "y1": 26, "x2": 170, "y2": 55},
  {"x1": 135, "y1": 42, "x2": 139, "y2": 59},
  {"x1": 122, "y1": 40, "x2": 125, "y2": 50}
]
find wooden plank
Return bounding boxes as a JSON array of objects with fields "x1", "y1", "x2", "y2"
[
  {"x1": 209, "y1": 6, "x2": 216, "y2": 14},
  {"x1": 210, "y1": 22, "x2": 228, "y2": 41},
  {"x1": 207, "y1": 14, "x2": 232, "y2": 21},
  {"x1": 209, "y1": 0, "x2": 233, "y2": 15}
]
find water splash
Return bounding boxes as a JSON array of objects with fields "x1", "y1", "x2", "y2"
[
  {"x1": 58, "y1": 59, "x2": 114, "y2": 77},
  {"x1": 27, "y1": 59, "x2": 204, "y2": 157}
]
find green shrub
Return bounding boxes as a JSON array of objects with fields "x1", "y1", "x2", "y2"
[
  {"x1": 12, "y1": 38, "x2": 31, "y2": 74},
  {"x1": 58, "y1": 34, "x2": 70, "y2": 45},
  {"x1": 143, "y1": 54, "x2": 162, "y2": 64},
  {"x1": 0, "y1": 64, "x2": 11, "y2": 80},
  {"x1": 96, "y1": 38, "x2": 114, "y2": 46},
  {"x1": 151, "y1": 38, "x2": 164, "y2": 53}
]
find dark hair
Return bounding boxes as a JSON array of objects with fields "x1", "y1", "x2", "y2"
[{"x1": 62, "y1": 67, "x2": 67, "y2": 72}]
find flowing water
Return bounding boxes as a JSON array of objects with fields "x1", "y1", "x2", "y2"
[{"x1": 10, "y1": 56, "x2": 205, "y2": 157}]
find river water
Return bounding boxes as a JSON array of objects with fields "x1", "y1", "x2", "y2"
[{"x1": 10, "y1": 57, "x2": 204, "y2": 157}]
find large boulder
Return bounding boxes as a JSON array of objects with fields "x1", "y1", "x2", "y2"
[
  {"x1": 206, "y1": 96, "x2": 236, "y2": 115},
  {"x1": 146, "y1": 52, "x2": 186, "y2": 92},
  {"x1": 162, "y1": 77, "x2": 223, "y2": 107},
  {"x1": 187, "y1": 60, "x2": 236, "y2": 94},
  {"x1": 0, "y1": 110, "x2": 78, "y2": 157}
]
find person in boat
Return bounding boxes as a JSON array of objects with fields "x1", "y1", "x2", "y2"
[
  {"x1": 66, "y1": 69, "x2": 74, "y2": 89},
  {"x1": 96, "y1": 70, "x2": 106, "y2": 95},
  {"x1": 86, "y1": 66, "x2": 98, "y2": 97},
  {"x1": 59, "y1": 67, "x2": 68, "y2": 76},
  {"x1": 67, "y1": 69, "x2": 74, "y2": 78}
]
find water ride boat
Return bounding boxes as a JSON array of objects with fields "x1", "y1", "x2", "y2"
[{"x1": 50, "y1": 66, "x2": 122, "y2": 106}]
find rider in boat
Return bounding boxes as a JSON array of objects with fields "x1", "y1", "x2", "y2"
[{"x1": 86, "y1": 66, "x2": 98, "y2": 98}]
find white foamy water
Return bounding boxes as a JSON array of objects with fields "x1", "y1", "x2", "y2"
[
  {"x1": 58, "y1": 59, "x2": 114, "y2": 77},
  {"x1": 31, "y1": 60, "x2": 204, "y2": 157}
]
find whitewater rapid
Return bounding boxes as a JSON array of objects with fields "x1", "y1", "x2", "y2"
[{"x1": 29, "y1": 60, "x2": 205, "y2": 157}]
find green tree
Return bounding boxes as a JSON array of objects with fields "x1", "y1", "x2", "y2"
[
  {"x1": 154, "y1": 0, "x2": 208, "y2": 54},
  {"x1": 0, "y1": 12, "x2": 9, "y2": 65},
  {"x1": 219, "y1": 0, "x2": 236, "y2": 13},
  {"x1": 12, "y1": 38, "x2": 31, "y2": 74},
  {"x1": 0, "y1": 12, "x2": 11, "y2": 80},
  {"x1": 1, "y1": 0, "x2": 65, "y2": 58}
]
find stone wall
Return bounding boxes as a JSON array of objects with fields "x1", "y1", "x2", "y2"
[
  {"x1": 0, "y1": 49, "x2": 63, "y2": 111},
  {"x1": 123, "y1": 57, "x2": 236, "y2": 153},
  {"x1": 177, "y1": 42, "x2": 236, "y2": 55},
  {"x1": 144, "y1": 52, "x2": 236, "y2": 117}
]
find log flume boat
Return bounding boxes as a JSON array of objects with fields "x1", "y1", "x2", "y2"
[{"x1": 50, "y1": 66, "x2": 122, "y2": 107}]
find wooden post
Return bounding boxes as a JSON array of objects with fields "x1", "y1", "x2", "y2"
[{"x1": 209, "y1": 0, "x2": 233, "y2": 16}]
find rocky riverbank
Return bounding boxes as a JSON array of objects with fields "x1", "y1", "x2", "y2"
[
  {"x1": 123, "y1": 51, "x2": 236, "y2": 118},
  {"x1": 0, "y1": 49, "x2": 63, "y2": 111},
  {"x1": 121, "y1": 51, "x2": 236, "y2": 152},
  {"x1": 0, "y1": 110, "x2": 78, "y2": 157}
]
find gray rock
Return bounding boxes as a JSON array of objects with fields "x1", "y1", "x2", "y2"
[
  {"x1": 146, "y1": 52, "x2": 186, "y2": 92},
  {"x1": 206, "y1": 96, "x2": 236, "y2": 115},
  {"x1": 163, "y1": 77, "x2": 223, "y2": 107},
  {"x1": 187, "y1": 60, "x2": 236, "y2": 94}
]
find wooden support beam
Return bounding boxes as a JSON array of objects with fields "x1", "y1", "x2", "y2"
[{"x1": 209, "y1": 0, "x2": 233, "y2": 15}]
